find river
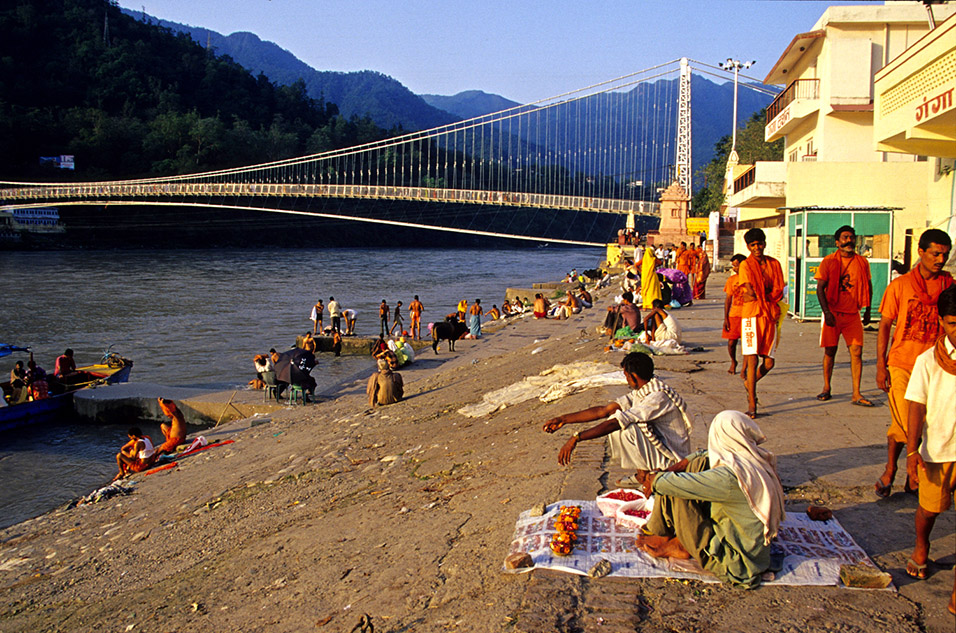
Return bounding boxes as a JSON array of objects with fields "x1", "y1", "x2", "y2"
[{"x1": 0, "y1": 245, "x2": 603, "y2": 528}]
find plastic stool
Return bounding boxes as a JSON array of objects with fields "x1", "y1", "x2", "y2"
[
  {"x1": 288, "y1": 385, "x2": 306, "y2": 405},
  {"x1": 263, "y1": 384, "x2": 279, "y2": 402}
]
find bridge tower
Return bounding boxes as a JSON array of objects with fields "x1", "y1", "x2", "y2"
[{"x1": 675, "y1": 57, "x2": 692, "y2": 203}]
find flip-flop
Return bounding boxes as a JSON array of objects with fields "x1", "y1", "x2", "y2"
[
  {"x1": 816, "y1": 392, "x2": 832, "y2": 401},
  {"x1": 874, "y1": 480, "x2": 891, "y2": 498},
  {"x1": 905, "y1": 558, "x2": 927, "y2": 580},
  {"x1": 851, "y1": 398, "x2": 874, "y2": 407}
]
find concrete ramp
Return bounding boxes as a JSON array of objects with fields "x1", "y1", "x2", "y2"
[{"x1": 74, "y1": 382, "x2": 287, "y2": 426}]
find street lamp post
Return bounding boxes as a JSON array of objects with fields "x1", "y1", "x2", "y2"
[
  {"x1": 715, "y1": 58, "x2": 755, "y2": 270},
  {"x1": 718, "y1": 58, "x2": 755, "y2": 159}
]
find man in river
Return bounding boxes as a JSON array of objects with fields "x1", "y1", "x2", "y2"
[
  {"x1": 156, "y1": 398, "x2": 187, "y2": 455},
  {"x1": 409, "y1": 295, "x2": 424, "y2": 339}
]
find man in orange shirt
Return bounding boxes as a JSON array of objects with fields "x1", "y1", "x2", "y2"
[
  {"x1": 815, "y1": 225, "x2": 873, "y2": 406},
  {"x1": 738, "y1": 229, "x2": 785, "y2": 419},
  {"x1": 874, "y1": 228, "x2": 953, "y2": 497},
  {"x1": 722, "y1": 254, "x2": 747, "y2": 375}
]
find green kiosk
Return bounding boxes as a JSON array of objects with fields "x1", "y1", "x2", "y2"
[{"x1": 785, "y1": 207, "x2": 895, "y2": 321}]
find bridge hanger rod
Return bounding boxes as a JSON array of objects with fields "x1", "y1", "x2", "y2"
[
  {"x1": 0, "y1": 62, "x2": 684, "y2": 188},
  {"x1": 183, "y1": 69, "x2": 681, "y2": 180}
]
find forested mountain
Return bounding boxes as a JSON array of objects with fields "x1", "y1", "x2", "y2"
[
  {"x1": 0, "y1": 0, "x2": 394, "y2": 180},
  {"x1": 420, "y1": 91, "x2": 521, "y2": 121},
  {"x1": 139, "y1": 9, "x2": 774, "y2": 182},
  {"x1": 126, "y1": 11, "x2": 459, "y2": 132}
]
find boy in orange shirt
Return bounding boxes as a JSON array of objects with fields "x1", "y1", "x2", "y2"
[
  {"x1": 875, "y1": 228, "x2": 953, "y2": 497},
  {"x1": 738, "y1": 229, "x2": 785, "y2": 419},
  {"x1": 722, "y1": 254, "x2": 747, "y2": 374}
]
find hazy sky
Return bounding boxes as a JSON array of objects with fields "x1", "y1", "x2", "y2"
[{"x1": 117, "y1": 0, "x2": 878, "y2": 103}]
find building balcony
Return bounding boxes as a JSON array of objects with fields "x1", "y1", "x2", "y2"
[
  {"x1": 765, "y1": 79, "x2": 820, "y2": 142},
  {"x1": 874, "y1": 12, "x2": 956, "y2": 158},
  {"x1": 728, "y1": 161, "x2": 786, "y2": 208}
]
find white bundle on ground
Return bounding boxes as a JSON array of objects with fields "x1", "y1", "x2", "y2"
[{"x1": 458, "y1": 361, "x2": 624, "y2": 417}]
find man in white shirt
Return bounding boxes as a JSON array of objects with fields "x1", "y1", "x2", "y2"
[
  {"x1": 902, "y1": 286, "x2": 956, "y2": 614},
  {"x1": 327, "y1": 296, "x2": 341, "y2": 333},
  {"x1": 542, "y1": 352, "x2": 693, "y2": 484}
]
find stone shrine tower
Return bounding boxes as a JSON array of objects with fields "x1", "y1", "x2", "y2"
[{"x1": 647, "y1": 181, "x2": 696, "y2": 246}]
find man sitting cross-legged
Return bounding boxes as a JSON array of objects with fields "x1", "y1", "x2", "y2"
[
  {"x1": 636, "y1": 410, "x2": 786, "y2": 589},
  {"x1": 543, "y1": 352, "x2": 693, "y2": 487}
]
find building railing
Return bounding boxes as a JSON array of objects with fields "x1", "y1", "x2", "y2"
[
  {"x1": 766, "y1": 79, "x2": 820, "y2": 123},
  {"x1": 733, "y1": 165, "x2": 756, "y2": 193}
]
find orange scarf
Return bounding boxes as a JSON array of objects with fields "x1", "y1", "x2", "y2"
[
  {"x1": 906, "y1": 267, "x2": 953, "y2": 307},
  {"x1": 934, "y1": 335, "x2": 956, "y2": 376},
  {"x1": 823, "y1": 252, "x2": 872, "y2": 310},
  {"x1": 742, "y1": 255, "x2": 784, "y2": 321}
]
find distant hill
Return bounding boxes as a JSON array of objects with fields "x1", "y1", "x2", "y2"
[
  {"x1": 125, "y1": 11, "x2": 459, "y2": 131},
  {"x1": 420, "y1": 91, "x2": 521, "y2": 120}
]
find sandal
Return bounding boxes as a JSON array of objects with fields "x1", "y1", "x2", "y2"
[
  {"x1": 905, "y1": 558, "x2": 927, "y2": 580},
  {"x1": 746, "y1": 409, "x2": 758, "y2": 420},
  {"x1": 874, "y1": 480, "x2": 891, "y2": 498},
  {"x1": 816, "y1": 391, "x2": 832, "y2": 401},
  {"x1": 851, "y1": 398, "x2": 874, "y2": 407}
]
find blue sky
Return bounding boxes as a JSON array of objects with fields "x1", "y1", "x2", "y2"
[{"x1": 117, "y1": 0, "x2": 877, "y2": 103}]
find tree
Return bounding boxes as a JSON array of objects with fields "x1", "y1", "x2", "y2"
[{"x1": 691, "y1": 108, "x2": 783, "y2": 217}]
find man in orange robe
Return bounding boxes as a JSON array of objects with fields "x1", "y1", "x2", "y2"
[
  {"x1": 737, "y1": 229, "x2": 785, "y2": 419},
  {"x1": 694, "y1": 247, "x2": 711, "y2": 299},
  {"x1": 815, "y1": 225, "x2": 872, "y2": 406},
  {"x1": 874, "y1": 228, "x2": 953, "y2": 498},
  {"x1": 722, "y1": 254, "x2": 747, "y2": 375},
  {"x1": 675, "y1": 242, "x2": 691, "y2": 277}
]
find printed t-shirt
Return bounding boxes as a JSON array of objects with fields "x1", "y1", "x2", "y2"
[
  {"x1": 879, "y1": 271, "x2": 954, "y2": 371},
  {"x1": 814, "y1": 253, "x2": 870, "y2": 314},
  {"x1": 723, "y1": 273, "x2": 743, "y2": 318}
]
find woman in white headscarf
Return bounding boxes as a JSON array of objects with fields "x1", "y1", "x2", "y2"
[{"x1": 636, "y1": 410, "x2": 786, "y2": 588}]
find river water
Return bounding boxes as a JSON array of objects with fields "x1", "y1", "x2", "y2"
[{"x1": 0, "y1": 245, "x2": 603, "y2": 528}]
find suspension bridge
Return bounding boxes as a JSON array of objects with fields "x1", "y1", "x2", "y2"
[{"x1": 0, "y1": 59, "x2": 778, "y2": 246}]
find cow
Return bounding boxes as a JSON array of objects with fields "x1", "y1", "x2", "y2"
[{"x1": 431, "y1": 317, "x2": 468, "y2": 353}]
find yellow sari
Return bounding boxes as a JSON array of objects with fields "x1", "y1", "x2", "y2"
[{"x1": 641, "y1": 247, "x2": 662, "y2": 309}]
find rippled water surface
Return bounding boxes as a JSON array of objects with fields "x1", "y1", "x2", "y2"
[{"x1": 0, "y1": 245, "x2": 602, "y2": 527}]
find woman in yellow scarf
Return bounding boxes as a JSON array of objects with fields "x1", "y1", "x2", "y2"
[{"x1": 641, "y1": 246, "x2": 662, "y2": 309}]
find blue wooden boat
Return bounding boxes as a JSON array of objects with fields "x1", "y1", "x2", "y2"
[{"x1": 0, "y1": 348, "x2": 133, "y2": 432}]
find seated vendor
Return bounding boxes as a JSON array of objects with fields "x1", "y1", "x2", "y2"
[
  {"x1": 636, "y1": 410, "x2": 786, "y2": 588},
  {"x1": 156, "y1": 398, "x2": 187, "y2": 455},
  {"x1": 543, "y1": 352, "x2": 693, "y2": 485},
  {"x1": 113, "y1": 427, "x2": 158, "y2": 480}
]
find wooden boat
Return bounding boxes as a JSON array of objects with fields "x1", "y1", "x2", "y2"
[{"x1": 0, "y1": 350, "x2": 133, "y2": 432}]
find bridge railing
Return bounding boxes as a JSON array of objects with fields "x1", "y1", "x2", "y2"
[{"x1": 0, "y1": 182, "x2": 660, "y2": 216}]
